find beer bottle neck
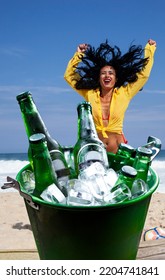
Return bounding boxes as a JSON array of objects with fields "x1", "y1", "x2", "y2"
[
  {"x1": 29, "y1": 134, "x2": 57, "y2": 196},
  {"x1": 134, "y1": 147, "x2": 152, "y2": 166},
  {"x1": 17, "y1": 93, "x2": 60, "y2": 151},
  {"x1": 78, "y1": 106, "x2": 98, "y2": 140}
]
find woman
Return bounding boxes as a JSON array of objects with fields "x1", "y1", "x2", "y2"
[{"x1": 64, "y1": 39, "x2": 156, "y2": 153}]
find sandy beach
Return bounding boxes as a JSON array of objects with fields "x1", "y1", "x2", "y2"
[{"x1": 0, "y1": 191, "x2": 165, "y2": 251}]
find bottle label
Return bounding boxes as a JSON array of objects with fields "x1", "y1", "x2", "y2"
[
  {"x1": 52, "y1": 158, "x2": 65, "y2": 170},
  {"x1": 50, "y1": 150, "x2": 64, "y2": 160},
  {"x1": 77, "y1": 143, "x2": 107, "y2": 170},
  {"x1": 50, "y1": 150, "x2": 70, "y2": 178}
]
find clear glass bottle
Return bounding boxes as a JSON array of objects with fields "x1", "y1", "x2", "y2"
[
  {"x1": 16, "y1": 91, "x2": 70, "y2": 183},
  {"x1": 73, "y1": 102, "x2": 109, "y2": 175},
  {"x1": 29, "y1": 133, "x2": 66, "y2": 203},
  {"x1": 133, "y1": 146, "x2": 152, "y2": 182}
]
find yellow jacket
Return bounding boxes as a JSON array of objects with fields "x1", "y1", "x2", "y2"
[{"x1": 64, "y1": 43, "x2": 156, "y2": 138}]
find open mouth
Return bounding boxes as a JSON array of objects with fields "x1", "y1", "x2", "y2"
[{"x1": 104, "y1": 79, "x2": 111, "y2": 85}]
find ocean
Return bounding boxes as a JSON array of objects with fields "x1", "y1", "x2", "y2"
[
  {"x1": 0, "y1": 153, "x2": 29, "y2": 193},
  {"x1": 0, "y1": 151, "x2": 165, "y2": 193}
]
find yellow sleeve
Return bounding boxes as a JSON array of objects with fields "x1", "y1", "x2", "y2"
[
  {"x1": 125, "y1": 43, "x2": 156, "y2": 98},
  {"x1": 64, "y1": 52, "x2": 88, "y2": 98},
  {"x1": 64, "y1": 52, "x2": 82, "y2": 88}
]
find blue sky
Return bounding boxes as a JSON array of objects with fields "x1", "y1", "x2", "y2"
[{"x1": 0, "y1": 0, "x2": 165, "y2": 153}]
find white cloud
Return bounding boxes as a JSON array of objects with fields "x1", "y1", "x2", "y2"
[
  {"x1": 0, "y1": 85, "x2": 71, "y2": 93},
  {"x1": 126, "y1": 109, "x2": 165, "y2": 122},
  {"x1": 0, "y1": 47, "x2": 29, "y2": 58},
  {"x1": 143, "y1": 89, "x2": 165, "y2": 94}
]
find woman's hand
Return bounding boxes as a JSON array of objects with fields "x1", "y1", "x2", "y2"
[
  {"x1": 77, "y1": 44, "x2": 88, "y2": 53},
  {"x1": 148, "y1": 39, "x2": 156, "y2": 47}
]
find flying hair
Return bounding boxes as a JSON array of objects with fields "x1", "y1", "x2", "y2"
[{"x1": 74, "y1": 40, "x2": 149, "y2": 90}]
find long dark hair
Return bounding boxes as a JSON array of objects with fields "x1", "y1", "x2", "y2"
[{"x1": 75, "y1": 40, "x2": 149, "y2": 89}]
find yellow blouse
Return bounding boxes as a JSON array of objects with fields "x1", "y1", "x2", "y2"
[{"x1": 64, "y1": 43, "x2": 156, "y2": 138}]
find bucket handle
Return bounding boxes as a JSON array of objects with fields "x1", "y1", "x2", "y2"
[{"x1": 2, "y1": 176, "x2": 40, "y2": 210}]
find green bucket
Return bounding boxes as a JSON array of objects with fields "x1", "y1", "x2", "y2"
[{"x1": 15, "y1": 156, "x2": 159, "y2": 260}]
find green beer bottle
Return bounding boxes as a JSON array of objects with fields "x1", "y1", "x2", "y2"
[
  {"x1": 73, "y1": 102, "x2": 109, "y2": 175},
  {"x1": 16, "y1": 91, "x2": 70, "y2": 183},
  {"x1": 115, "y1": 165, "x2": 137, "y2": 190},
  {"x1": 29, "y1": 133, "x2": 66, "y2": 203},
  {"x1": 62, "y1": 145, "x2": 76, "y2": 178},
  {"x1": 133, "y1": 146, "x2": 152, "y2": 182},
  {"x1": 143, "y1": 135, "x2": 161, "y2": 161},
  {"x1": 116, "y1": 143, "x2": 136, "y2": 158},
  {"x1": 113, "y1": 143, "x2": 136, "y2": 171}
]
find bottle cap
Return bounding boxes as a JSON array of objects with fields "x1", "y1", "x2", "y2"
[
  {"x1": 77, "y1": 101, "x2": 92, "y2": 112},
  {"x1": 121, "y1": 165, "x2": 137, "y2": 178},
  {"x1": 29, "y1": 133, "x2": 46, "y2": 144},
  {"x1": 118, "y1": 143, "x2": 135, "y2": 152},
  {"x1": 16, "y1": 91, "x2": 32, "y2": 101},
  {"x1": 137, "y1": 147, "x2": 152, "y2": 157}
]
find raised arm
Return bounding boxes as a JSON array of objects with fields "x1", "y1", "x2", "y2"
[
  {"x1": 64, "y1": 44, "x2": 88, "y2": 91},
  {"x1": 126, "y1": 39, "x2": 157, "y2": 97},
  {"x1": 148, "y1": 39, "x2": 156, "y2": 47},
  {"x1": 77, "y1": 43, "x2": 88, "y2": 53}
]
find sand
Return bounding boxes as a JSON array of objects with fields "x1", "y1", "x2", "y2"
[{"x1": 0, "y1": 191, "x2": 165, "y2": 251}]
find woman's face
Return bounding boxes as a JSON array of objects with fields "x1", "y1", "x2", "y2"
[{"x1": 99, "y1": 66, "x2": 117, "y2": 91}]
